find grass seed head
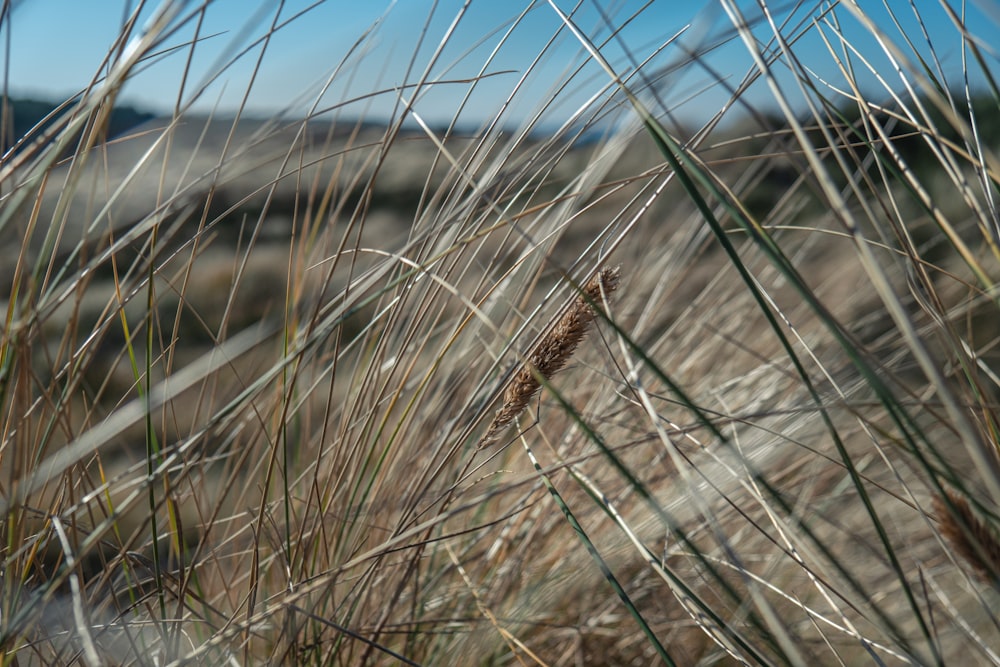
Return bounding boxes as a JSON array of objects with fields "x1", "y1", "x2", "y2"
[
  {"x1": 935, "y1": 490, "x2": 1000, "y2": 589},
  {"x1": 481, "y1": 265, "x2": 620, "y2": 446}
]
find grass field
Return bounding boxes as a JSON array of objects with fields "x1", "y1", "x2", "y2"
[{"x1": 2, "y1": 1, "x2": 1000, "y2": 664}]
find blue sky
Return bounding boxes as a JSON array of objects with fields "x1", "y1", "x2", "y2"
[{"x1": 3, "y1": 1, "x2": 998, "y2": 130}]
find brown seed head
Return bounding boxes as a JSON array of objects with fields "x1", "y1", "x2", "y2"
[
  {"x1": 479, "y1": 266, "x2": 620, "y2": 447},
  {"x1": 935, "y1": 490, "x2": 1000, "y2": 588}
]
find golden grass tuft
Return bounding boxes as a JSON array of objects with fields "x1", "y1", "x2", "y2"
[{"x1": 480, "y1": 265, "x2": 620, "y2": 447}]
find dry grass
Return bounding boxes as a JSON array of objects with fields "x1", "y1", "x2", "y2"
[{"x1": 1, "y1": 1, "x2": 1000, "y2": 665}]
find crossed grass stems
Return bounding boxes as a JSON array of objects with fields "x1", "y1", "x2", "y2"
[{"x1": 1, "y1": 0, "x2": 1000, "y2": 664}]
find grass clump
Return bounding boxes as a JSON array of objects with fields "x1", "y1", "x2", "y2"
[{"x1": 1, "y1": 1, "x2": 1000, "y2": 664}]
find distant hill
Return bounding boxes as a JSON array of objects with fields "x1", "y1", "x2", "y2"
[{"x1": 1, "y1": 96, "x2": 155, "y2": 155}]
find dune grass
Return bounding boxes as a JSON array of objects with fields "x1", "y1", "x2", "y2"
[{"x1": 2, "y1": 1, "x2": 999, "y2": 664}]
